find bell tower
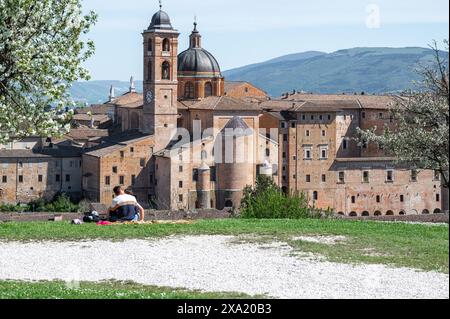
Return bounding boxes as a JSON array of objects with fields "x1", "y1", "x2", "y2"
[{"x1": 142, "y1": 3, "x2": 179, "y2": 151}]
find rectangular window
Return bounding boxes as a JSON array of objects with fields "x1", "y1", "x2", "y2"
[
  {"x1": 351, "y1": 196, "x2": 356, "y2": 204},
  {"x1": 131, "y1": 175, "x2": 136, "y2": 185},
  {"x1": 400, "y1": 195, "x2": 404, "y2": 202},
  {"x1": 179, "y1": 194, "x2": 183, "y2": 202},
  {"x1": 305, "y1": 130, "x2": 310, "y2": 137},
  {"x1": 56, "y1": 174, "x2": 60, "y2": 182},
  {"x1": 179, "y1": 166, "x2": 183, "y2": 173},
  {"x1": 376, "y1": 195, "x2": 381, "y2": 203},
  {"x1": 379, "y1": 112, "x2": 383, "y2": 119},
  {"x1": 291, "y1": 122, "x2": 296, "y2": 128},
  {"x1": 66, "y1": 174, "x2": 71, "y2": 182},
  {"x1": 130, "y1": 147, "x2": 134, "y2": 153},
  {"x1": 363, "y1": 171, "x2": 370, "y2": 183},
  {"x1": 411, "y1": 170, "x2": 418, "y2": 182},
  {"x1": 320, "y1": 146, "x2": 328, "y2": 159},
  {"x1": 301, "y1": 114, "x2": 306, "y2": 121},
  {"x1": 120, "y1": 151, "x2": 125, "y2": 158},
  {"x1": 179, "y1": 181, "x2": 183, "y2": 188},
  {"x1": 434, "y1": 170, "x2": 441, "y2": 181},
  {"x1": 319, "y1": 115, "x2": 323, "y2": 121},
  {"x1": 386, "y1": 170, "x2": 394, "y2": 183},
  {"x1": 119, "y1": 176, "x2": 125, "y2": 185},
  {"x1": 322, "y1": 174, "x2": 326, "y2": 183},
  {"x1": 38, "y1": 175, "x2": 43, "y2": 183},
  {"x1": 343, "y1": 139, "x2": 348, "y2": 150},
  {"x1": 304, "y1": 147, "x2": 312, "y2": 160},
  {"x1": 321, "y1": 130, "x2": 326, "y2": 137},
  {"x1": 112, "y1": 166, "x2": 118, "y2": 174},
  {"x1": 436, "y1": 194, "x2": 440, "y2": 202},
  {"x1": 283, "y1": 134, "x2": 288, "y2": 142},
  {"x1": 192, "y1": 169, "x2": 199, "y2": 182},
  {"x1": 306, "y1": 175, "x2": 311, "y2": 183},
  {"x1": 2, "y1": 176, "x2": 7, "y2": 183},
  {"x1": 338, "y1": 171, "x2": 345, "y2": 184},
  {"x1": 105, "y1": 176, "x2": 110, "y2": 185},
  {"x1": 362, "y1": 112, "x2": 366, "y2": 119},
  {"x1": 281, "y1": 122, "x2": 287, "y2": 129},
  {"x1": 282, "y1": 152, "x2": 286, "y2": 159}
]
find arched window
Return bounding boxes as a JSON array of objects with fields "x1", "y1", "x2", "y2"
[
  {"x1": 204, "y1": 82, "x2": 213, "y2": 97},
  {"x1": 399, "y1": 211, "x2": 406, "y2": 215},
  {"x1": 434, "y1": 208, "x2": 442, "y2": 214},
  {"x1": 225, "y1": 200, "x2": 233, "y2": 208},
  {"x1": 162, "y1": 61, "x2": 170, "y2": 80},
  {"x1": 162, "y1": 38, "x2": 170, "y2": 52},
  {"x1": 374, "y1": 211, "x2": 382, "y2": 216},
  {"x1": 362, "y1": 211, "x2": 370, "y2": 216},
  {"x1": 349, "y1": 212, "x2": 358, "y2": 217},
  {"x1": 148, "y1": 61, "x2": 153, "y2": 81},
  {"x1": 337, "y1": 212, "x2": 345, "y2": 216},
  {"x1": 148, "y1": 39, "x2": 153, "y2": 52},
  {"x1": 184, "y1": 82, "x2": 194, "y2": 99},
  {"x1": 313, "y1": 191, "x2": 318, "y2": 201},
  {"x1": 386, "y1": 210, "x2": 394, "y2": 216},
  {"x1": 422, "y1": 209, "x2": 430, "y2": 215}
]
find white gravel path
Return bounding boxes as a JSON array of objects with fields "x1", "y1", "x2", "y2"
[{"x1": 0, "y1": 235, "x2": 448, "y2": 299}]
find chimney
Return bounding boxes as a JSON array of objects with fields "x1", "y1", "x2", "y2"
[
  {"x1": 109, "y1": 85, "x2": 116, "y2": 102},
  {"x1": 129, "y1": 76, "x2": 136, "y2": 93}
]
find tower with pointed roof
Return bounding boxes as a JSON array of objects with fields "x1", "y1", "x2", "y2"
[{"x1": 142, "y1": 2, "x2": 179, "y2": 151}]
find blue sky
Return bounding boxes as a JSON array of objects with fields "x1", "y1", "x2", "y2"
[{"x1": 82, "y1": 0, "x2": 449, "y2": 81}]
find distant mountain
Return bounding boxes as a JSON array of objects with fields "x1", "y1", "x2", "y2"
[
  {"x1": 70, "y1": 47, "x2": 448, "y2": 103},
  {"x1": 71, "y1": 80, "x2": 143, "y2": 105},
  {"x1": 223, "y1": 47, "x2": 449, "y2": 96}
]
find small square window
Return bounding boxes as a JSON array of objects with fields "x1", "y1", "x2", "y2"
[
  {"x1": 411, "y1": 170, "x2": 418, "y2": 182},
  {"x1": 338, "y1": 172, "x2": 345, "y2": 183},
  {"x1": 291, "y1": 122, "x2": 296, "y2": 128},
  {"x1": 130, "y1": 147, "x2": 134, "y2": 153},
  {"x1": 386, "y1": 170, "x2": 394, "y2": 182},
  {"x1": 363, "y1": 171, "x2": 370, "y2": 183}
]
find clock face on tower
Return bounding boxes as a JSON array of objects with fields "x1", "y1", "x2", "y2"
[{"x1": 146, "y1": 91, "x2": 154, "y2": 103}]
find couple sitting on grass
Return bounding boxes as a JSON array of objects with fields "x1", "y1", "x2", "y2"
[{"x1": 109, "y1": 186, "x2": 145, "y2": 222}]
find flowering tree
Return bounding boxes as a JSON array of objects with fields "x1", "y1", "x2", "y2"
[
  {"x1": 358, "y1": 41, "x2": 449, "y2": 188},
  {"x1": 0, "y1": 0, "x2": 97, "y2": 143}
]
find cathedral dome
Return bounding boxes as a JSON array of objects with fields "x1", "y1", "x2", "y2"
[
  {"x1": 178, "y1": 48, "x2": 221, "y2": 77},
  {"x1": 148, "y1": 10, "x2": 173, "y2": 30}
]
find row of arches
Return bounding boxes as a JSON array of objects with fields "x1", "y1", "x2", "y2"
[
  {"x1": 340, "y1": 208, "x2": 443, "y2": 217},
  {"x1": 184, "y1": 82, "x2": 213, "y2": 99}
]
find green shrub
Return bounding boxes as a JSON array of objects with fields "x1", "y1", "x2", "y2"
[
  {"x1": 240, "y1": 175, "x2": 328, "y2": 219},
  {"x1": 0, "y1": 194, "x2": 79, "y2": 213}
]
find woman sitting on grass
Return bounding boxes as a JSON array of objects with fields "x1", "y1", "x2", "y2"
[{"x1": 109, "y1": 186, "x2": 145, "y2": 222}]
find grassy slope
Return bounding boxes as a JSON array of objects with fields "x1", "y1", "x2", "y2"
[
  {"x1": 0, "y1": 219, "x2": 448, "y2": 273},
  {"x1": 0, "y1": 280, "x2": 254, "y2": 299}
]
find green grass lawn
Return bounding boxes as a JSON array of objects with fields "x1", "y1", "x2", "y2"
[
  {"x1": 0, "y1": 219, "x2": 448, "y2": 273},
  {"x1": 0, "y1": 280, "x2": 255, "y2": 299}
]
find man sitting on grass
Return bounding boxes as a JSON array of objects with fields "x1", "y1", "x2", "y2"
[{"x1": 109, "y1": 186, "x2": 145, "y2": 222}]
